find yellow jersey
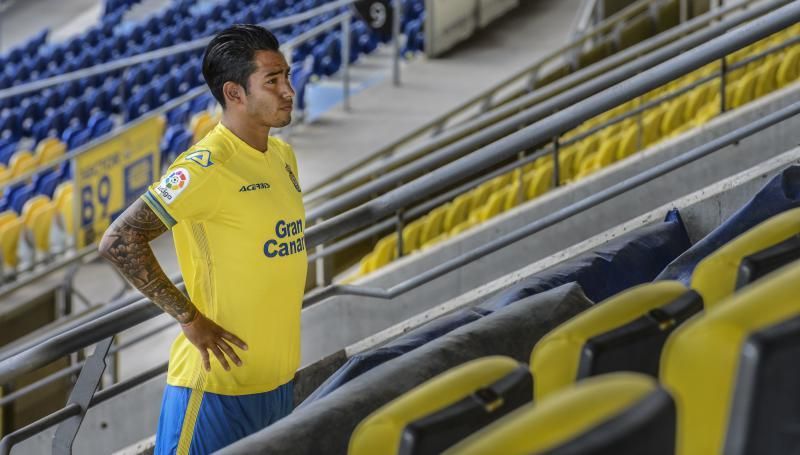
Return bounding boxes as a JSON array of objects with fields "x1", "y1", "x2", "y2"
[{"x1": 142, "y1": 123, "x2": 307, "y2": 395}]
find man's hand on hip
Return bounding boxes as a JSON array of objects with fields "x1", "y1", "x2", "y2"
[{"x1": 181, "y1": 313, "x2": 248, "y2": 371}]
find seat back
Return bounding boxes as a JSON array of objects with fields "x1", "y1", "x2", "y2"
[
  {"x1": 662, "y1": 260, "x2": 800, "y2": 454},
  {"x1": 447, "y1": 373, "x2": 675, "y2": 455},
  {"x1": 349, "y1": 357, "x2": 532, "y2": 455},
  {"x1": 530, "y1": 281, "x2": 700, "y2": 400},
  {"x1": 691, "y1": 207, "x2": 800, "y2": 308}
]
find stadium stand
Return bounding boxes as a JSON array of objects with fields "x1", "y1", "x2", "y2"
[{"x1": 2, "y1": 0, "x2": 800, "y2": 454}]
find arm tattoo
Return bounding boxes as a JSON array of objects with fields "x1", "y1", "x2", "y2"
[{"x1": 99, "y1": 199, "x2": 198, "y2": 324}]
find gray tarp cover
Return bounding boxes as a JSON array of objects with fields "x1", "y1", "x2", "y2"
[{"x1": 218, "y1": 282, "x2": 594, "y2": 454}]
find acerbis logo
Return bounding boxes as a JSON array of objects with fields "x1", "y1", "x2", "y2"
[{"x1": 239, "y1": 182, "x2": 271, "y2": 192}]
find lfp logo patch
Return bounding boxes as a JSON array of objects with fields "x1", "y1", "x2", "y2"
[{"x1": 155, "y1": 168, "x2": 190, "y2": 204}]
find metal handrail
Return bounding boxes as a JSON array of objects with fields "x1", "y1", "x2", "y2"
[
  {"x1": 302, "y1": 99, "x2": 800, "y2": 304},
  {"x1": 0, "y1": 0, "x2": 796, "y2": 391},
  {"x1": 302, "y1": 0, "x2": 784, "y2": 222},
  {"x1": 302, "y1": 0, "x2": 759, "y2": 198}
]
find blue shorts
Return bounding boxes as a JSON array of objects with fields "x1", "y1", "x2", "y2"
[{"x1": 154, "y1": 381, "x2": 293, "y2": 455}]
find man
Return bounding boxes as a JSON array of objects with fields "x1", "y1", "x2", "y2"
[{"x1": 99, "y1": 24, "x2": 306, "y2": 454}]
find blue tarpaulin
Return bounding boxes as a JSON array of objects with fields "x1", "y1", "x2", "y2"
[
  {"x1": 657, "y1": 165, "x2": 800, "y2": 284},
  {"x1": 480, "y1": 209, "x2": 691, "y2": 311}
]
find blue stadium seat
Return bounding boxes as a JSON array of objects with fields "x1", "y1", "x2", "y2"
[
  {"x1": 10, "y1": 185, "x2": 34, "y2": 214},
  {"x1": 33, "y1": 169, "x2": 61, "y2": 198},
  {"x1": 67, "y1": 128, "x2": 92, "y2": 149},
  {"x1": 61, "y1": 124, "x2": 84, "y2": 147},
  {"x1": 91, "y1": 118, "x2": 114, "y2": 138},
  {"x1": 0, "y1": 143, "x2": 17, "y2": 165}
]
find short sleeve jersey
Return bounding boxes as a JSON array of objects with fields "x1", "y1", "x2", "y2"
[{"x1": 142, "y1": 123, "x2": 307, "y2": 395}]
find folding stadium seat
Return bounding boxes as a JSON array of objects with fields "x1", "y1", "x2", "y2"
[
  {"x1": 402, "y1": 219, "x2": 425, "y2": 254},
  {"x1": 730, "y1": 71, "x2": 757, "y2": 109},
  {"x1": 471, "y1": 190, "x2": 505, "y2": 224},
  {"x1": 419, "y1": 206, "x2": 448, "y2": 246},
  {"x1": 660, "y1": 97, "x2": 687, "y2": 137},
  {"x1": 616, "y1": 125, "x2": 638, "y2": 161},
  {"x1": 524, "y1": 164, "x2": 553, "y2": 200},
  {"x1": 530, "y1": 281, "x2": 701, "y2": 401},
  {"x1": 449, "y1": 373, "x2": 676, "y2": 455},
  {"x1": 690, "y1": 207, "x2": 800, "y2": 309},
  {"x1": 9, "y1": 185, "x2": 34, "y2": 215},
  {"x1": 9, "y1": 151, "x2": 36, "y2": 179},
  {"x1": 442, "y1": 194, "x2": 471, "y2": 233},
  {"x1": 349, "y1": 357, "x2": 532, "y2": 455},
  {"x1": 502, "y1": 180, "x2": 523, "y2": 212},
  {"x1": 776, "y1": 47, "x2": 800, "y2": 88},
  {"x1": 0, "y1": 212, "x2": 23, "y2": 272},
  {"x1": 66, "y1": 128, "x2": 92, "y2": 150},
  {"x1": 371, "y1": 235, "x2": 397, "y2": 270},
  {"x1": 34, "y1": 138, "x2": 66, "y2": 165},
  {"x1": 50, "y1": 182, "x2": 74, "y2": 252},
  {"x1": 662, "y1": 260, "x2": 800, "y2": 454},
  {"x1": 754, "y1": 57, "x2": 780, "y2": 99},
  {"x1": 190, "y1": 111, "x2": 217, "y2": 142}
]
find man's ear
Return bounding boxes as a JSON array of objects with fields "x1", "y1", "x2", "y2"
[{"x1": 222, "y1": 81, "x2": 245, "y2": 106}]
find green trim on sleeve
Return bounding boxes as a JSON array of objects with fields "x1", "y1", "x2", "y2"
[{"x1": 141, "y1": 191, "x2": 177, "y2": 229}]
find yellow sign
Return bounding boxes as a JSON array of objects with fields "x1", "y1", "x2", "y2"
[{"x1": 73, "y1": 116, "x2": 164, "y2": 248}]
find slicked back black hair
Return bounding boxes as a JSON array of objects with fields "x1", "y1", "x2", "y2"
[{"x1": 202, "y1": 24, "x2": 280, "y2": 108}]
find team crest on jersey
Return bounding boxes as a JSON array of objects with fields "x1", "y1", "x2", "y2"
[
  {"x1": 155, "y1": 168, "x2": 190, "y2": 204},
  {"x1": 285, "y1": 164, "x2": 301, "y2": 192},
  {"x1": 185, "y1": 149, "x2": 213, "y2": 167}
]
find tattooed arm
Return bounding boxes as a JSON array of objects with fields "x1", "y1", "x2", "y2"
[{"x1": 99, "y1": 199, "x2": 247, "y2": 371}]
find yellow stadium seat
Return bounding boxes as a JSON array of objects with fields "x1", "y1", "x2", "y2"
[
  {"x1": 349, "y1": 357, "x2": 531, "y2": 455},
  {"x1": 29, "y1": 203, "x2": 56, "y2": 253},
  {"x1": 642, "y1": 107, "x2": 665, "y2": 147},
  {"x1": 357, "y1": 251, "x2": 376, "y2": 276},
  {"x1": 190, "y1": 112, "x2": 217, "y2": 142},
  {"x1": 0, "y1": 211, "x2": 16, "y2": 229},
  {"x1": 0, "y1": 217, "x2": 23, "y2": 268},
  {"x1": 401, "y1": 219, "x2": 424, "y2": 254},
  {"x1": 420, "y1": 205, "x2": 448, "y2": 245},
  {"x1": 592, "y1": 133, "x2": 621, "y2": 169},
  {"x1": 683, "y1": 84, "x2": 711, "y2": 121},
  {"x1": 449, "y1": 218, "x2": 477, "y2": 237},
  {"x1": 371, "y1": 235, "x2": 397, "y2": 271},
  {"x1": 691, "y1": 207, "x2": 800, "y2": 309},
  {"x1": 524, "y1": 165, "x2": 552, "y2": 200},
  {"x1": 662, "y1": 260, "x2": 800, "y2": 455},
  {"x1": 530, "y1": 281, "x2": 700, "y2": 401},
  {"x1": 34, "y1": 138, "x2": 66, "y2": 165},
  {"x1": 776, "y1": 47, "x2": 800, "y2": 88},
  {"x1": 503, "y1": 180, "x2": 523, "y2": 212},
  {"x1": 571, "y1": 136, "x2": 599, "y2": 175},
  {"x1": 753, "y1": 57, "x2": 780, "y2": 99},
  {"x1": 0, "y1": 164, "x2": 10, "y2": 185},
  {"x1": 443, "y1": 195, "x2": 470, "y2": 232},
  {"x1": 9, "y1": 151, "x2": 36, "y2": 179},
  {"x1": 556, "y1": 147, "x2": 576, "y2": 183},
  {"x1": 21, "y1": 195, "x2": 49, "y2": 227},
  {"x1": 466, "y1": 183, "x2": 493, "y2": 214},
  {"x1": 615, "y1": 126, "x2": 638, "y2": 161},
  {"x1": 448, "y1": 373, "x2": 675, "y2": 455},
  {"x1": 730, "y1": 71, "x2": 757, "y2": 109},
  {"x1": 474, "y1": 189, "x2": 507, "y2": 223},
  {"x1": 660, "y1": 97, "x2": 687, "y2": 136},
  {"x1": 54, "y1": 182, "x2": 74, "y2": 235},
  {"x1": 420, "y1": 232, "x2": 448, "y2": 251}
]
